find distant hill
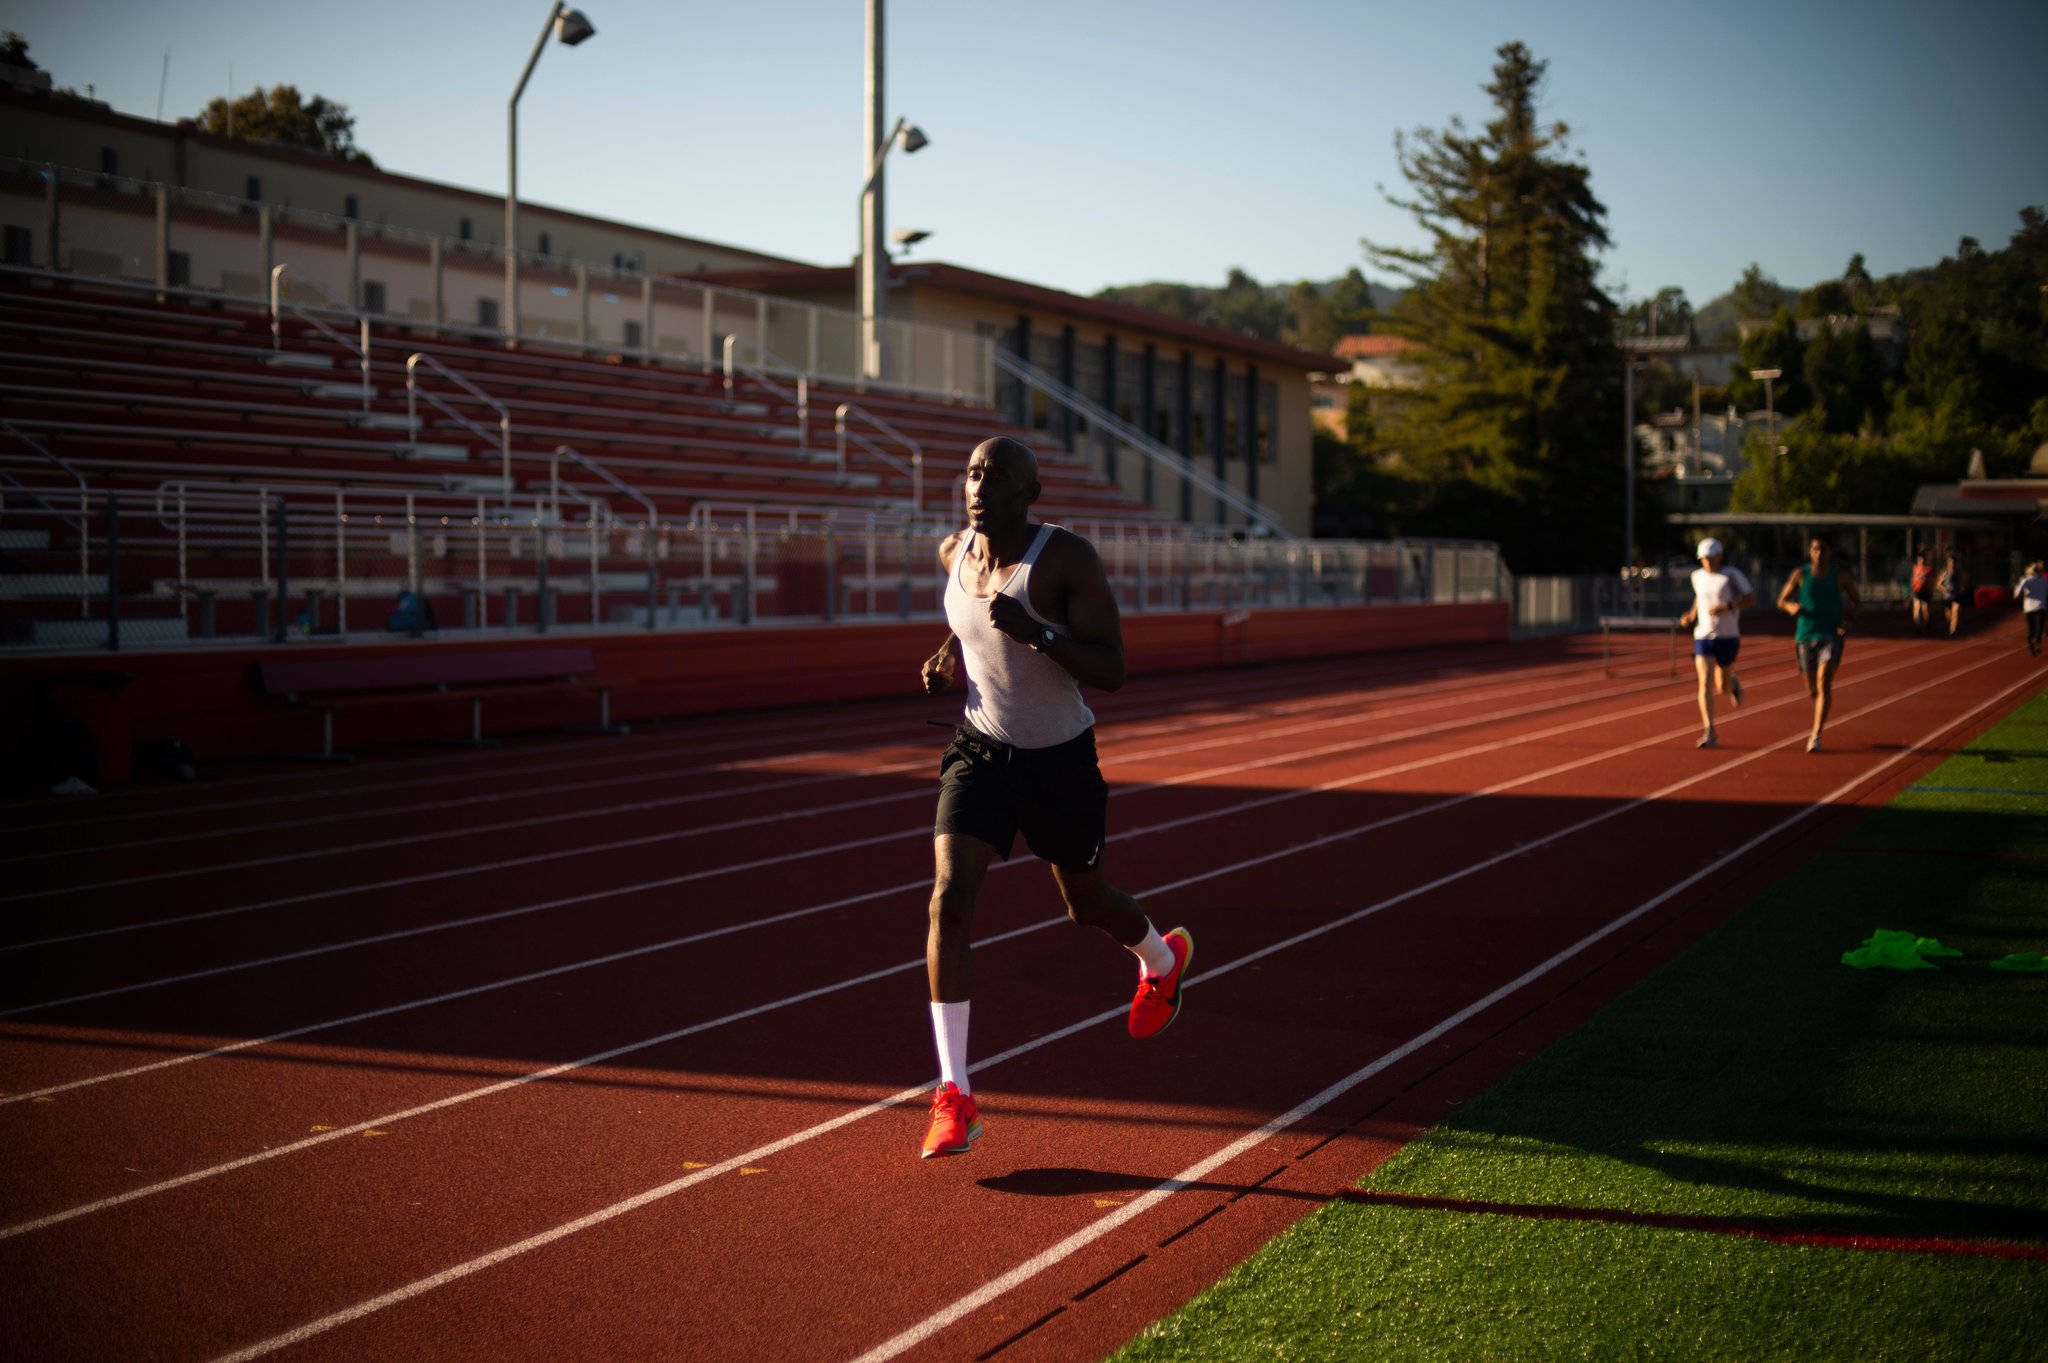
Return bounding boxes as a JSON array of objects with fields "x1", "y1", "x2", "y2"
[{"x1": 1092, "y1": 273, "x2": 1402, "y2": 350}]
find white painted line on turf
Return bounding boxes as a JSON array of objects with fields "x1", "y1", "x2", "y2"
[{"x1": 202, "y1": 654, "x2": 2036, "y2": 1363}]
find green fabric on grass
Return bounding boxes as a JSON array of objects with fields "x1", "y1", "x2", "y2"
[{"x1": 1841, "y1": 929, "x2": 1963, "y2": 969}]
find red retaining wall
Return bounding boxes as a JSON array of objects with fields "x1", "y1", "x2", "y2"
[{"x1": 3, "y1": 602, "x2": 1508, "y2": 782}]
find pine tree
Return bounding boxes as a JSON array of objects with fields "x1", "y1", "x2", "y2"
[{"x1": 1359, "y1": 42, "x2": 1623, "y2": 571}]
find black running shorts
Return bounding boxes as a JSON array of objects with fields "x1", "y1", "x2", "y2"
[{"x1": 934, "y1": 722, "x2": 1107, "y2": 874}]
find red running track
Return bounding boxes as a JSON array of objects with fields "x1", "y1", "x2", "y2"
[{"x1": 1, "y1": 622, "x2": 2042, "y2": 1362}]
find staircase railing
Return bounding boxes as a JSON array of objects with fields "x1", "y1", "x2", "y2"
[
  {"x1": 406, "y1": 352, "x2": 513, "y2": 502},
  {"x1": 834, "y1": 404, "x2": 923, "y2": 512},
  {"x1": 992, "y1": 350, "x2": 1289, "y2": 538},
  {"x1": 722, "y1": 335, "x2": 811, "y2": 440},
  {"x1": 268, "y1": 264, "x2": 372, "y2": 412},
  {"x1": 0, "y1": 419, "x2": 90, "y2": 616}
]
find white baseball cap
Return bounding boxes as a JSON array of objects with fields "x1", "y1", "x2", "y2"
[{"x1": 1696, "y1": 537, "x2": 1724, "y2": 561}]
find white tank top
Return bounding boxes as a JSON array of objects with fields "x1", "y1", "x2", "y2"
[{"x1": 943, "y1": 523, "x2": 1095, "y2": 749}]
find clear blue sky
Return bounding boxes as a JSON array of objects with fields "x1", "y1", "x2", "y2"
[{"x1": 8, "y1": 0, "x2": 2045, "y2": 308}]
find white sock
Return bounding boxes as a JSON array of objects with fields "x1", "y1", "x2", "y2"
[
  {"x1": 1129, "y1": 923, "x2": 1175, "y2": 977},
  {"x1": 930, "y1": 1000, "x2": 971, "y2": 1094}
]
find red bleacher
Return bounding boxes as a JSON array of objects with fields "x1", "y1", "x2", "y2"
[{"x1": 0, "y1": 278, "x2": 1166, "y2": 643}]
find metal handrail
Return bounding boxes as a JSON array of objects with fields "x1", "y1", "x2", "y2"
[
  {"x1": 992, "y1": 350, "x2": 1290, "y2": 538},
  {"x1": 720, "y1": 334, "x2": 813, "y2": 440},
  {"x1": 406, "y1": 352, "x2": 514, "y2": 503},
  {"x1": 548, "y1": 444, "x2": 656, "y2": 525},
  {"x1": 0, "y1": 420, "x2": 91, "y2": 617},
  {"x1": 833, "y1": 403, "x2": 924, "y2": 511},
  {"x1": 268, "y1": 263, "x2": 372, "y2": 412}
]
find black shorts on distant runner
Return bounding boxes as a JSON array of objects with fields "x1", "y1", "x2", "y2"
[{"x1": 935, "y1": 722, "x2": 1107, "y2": 873}]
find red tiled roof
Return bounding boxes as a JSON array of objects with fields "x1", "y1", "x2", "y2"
[{"x1": 1333, "y1": 334, "x2": 1420, "y2": 358}]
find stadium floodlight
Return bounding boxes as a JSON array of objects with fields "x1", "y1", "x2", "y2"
[
  {"x1": 859, "y1": 116, "x2": 930, "y2": 380},
  {"x1": 507, "y1": 3, "x2": 598, "y2": 346}
]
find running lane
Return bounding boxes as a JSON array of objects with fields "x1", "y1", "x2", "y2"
[{"x1": 0, "y1": 627, "x2": 2036, "y2": 1362}]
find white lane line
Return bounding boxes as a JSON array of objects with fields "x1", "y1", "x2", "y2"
[
  {"x1": 0, "y1": 667, "x2": 1695, "y2": 1011},
  {"x1": 0, "y1": 676, "x2": 1702, "y2": 1099},
  {"x1": 0, "y1": 651, "x2": 1634, "y2": 898},
  {"x1": 1, "y1": 643, "x2": 1991, "y2": 1249},
  {"x1": 0, "y1": 648, "x2": 1469, "y2": 833},
  {"x1": 205, "y1": 657, "x2": 2038, "y2": 1363},
  {"x1": 1, "y1": 659, "x2": 1676, "y2": 946},
  {"x1": 845, "y1": 663, "x2": 2046, "y2": 1363}
]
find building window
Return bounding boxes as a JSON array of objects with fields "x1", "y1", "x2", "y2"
[
  {"x1": 100, "y1": 147, "x2": 117, "y2": 175},
  {"x1": 361, "y1": 280, "x2": 387, "y2": 314},
  {"x1": 538, "y1": 232, "x2": 551, "y2": 257},
  {"x1": 343, "y1": 195, "x2": 359, "y2": 220},
  {"x1": 623, "y1": 320, "x2": 643, "y2": 351},
  {"x1": 459, "y1": 217, "x2": 472, "y2": 241},
  {"x1": 2, "y1": 225, "x2": 31, "y2": 266},
  {"x1": 166, "y1": 251, "x2": 191, "y2": 288},
  {"x1": 245, "y1": 175, "x2": 261, "y2": 202},
  {"x1": 478, "y1": 297, "x2": 500, "y2": 332}
]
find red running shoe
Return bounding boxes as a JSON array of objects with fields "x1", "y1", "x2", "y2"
[
  {"x1": 920, "y1": 1082, "x2": 983, "y2": 1158},
  {"x1": 1128, "y1": 927, "x2": 1194, "y2": 1039}
]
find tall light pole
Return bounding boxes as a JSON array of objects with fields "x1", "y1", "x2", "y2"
[
  {"x1": 859, "y1": 0, "x2": 927, "y2": 383},
  {"x1": 1622, "y1": 334, "x2": 1687, "y2": 610},
  {"x1": 1750, "y1": 367, "x2": 1781, "y2": 509},
  {"x1": 507, "y1": 4, "x2": 596, "y2": 346}
]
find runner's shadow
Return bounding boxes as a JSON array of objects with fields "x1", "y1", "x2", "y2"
[{"x1": 978, "y1": 1166, "x2": 1323, "y2": 1203}]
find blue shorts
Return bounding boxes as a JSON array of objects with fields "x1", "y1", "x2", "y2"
[{"x1": 1693, "y1": 637, "x2": 1741, "y2": 667}]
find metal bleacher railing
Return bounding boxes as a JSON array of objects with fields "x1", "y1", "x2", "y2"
[{"x1": 2, "y1": 461, "x2": 1511, "y2": 650}]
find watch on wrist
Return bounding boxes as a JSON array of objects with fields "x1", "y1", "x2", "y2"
[{"x1": 1034, "y1": 625, "x2": 1056, "y2": 651}]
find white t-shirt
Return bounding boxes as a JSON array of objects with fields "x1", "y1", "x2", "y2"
[
  {"x1": 1690, "y1": 566, "x2": 1753, "y2": 640},
  {"x1": 2018, "y1": 574, "x2": 2048, "y2": 613}
]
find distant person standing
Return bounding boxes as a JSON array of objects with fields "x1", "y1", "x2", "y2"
[
  {"x1": 1937, "y1": 553, "x2": 1968, "y2": 636},
  {"x1": 1909, "y1": 551, "x2": 1934, "y2": 634},
  {"x1": 1776, "y1": 535, "x2": 1861, "y2": 753},
  {"x1": 1677, "y1": 537, "x2": 1754, "y2": 749},
  {"x1": 2017, "y1": 560, "x2": 2047, "y2": 657}
]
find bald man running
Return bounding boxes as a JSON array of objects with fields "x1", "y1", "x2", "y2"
[{"x1": 914, "y1": 436, "x2": 1192, "y2": 1158}]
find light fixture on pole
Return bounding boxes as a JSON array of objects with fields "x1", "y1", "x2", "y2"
[
  {"x1": 858, "y1": 114, "x2": 929, "y2": 381},
  {"x1": 890, "y1": 227, "x2": 931, "y2": 257},
  {"x1": 507, "y1": 3, "x2": 596, "y2": 346}
]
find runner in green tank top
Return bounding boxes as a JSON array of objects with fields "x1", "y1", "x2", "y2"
[{"x1": 1777, "y1": 536, "x2": 1861, "y2": 753}]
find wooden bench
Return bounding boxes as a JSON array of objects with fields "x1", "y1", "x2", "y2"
[{"x1": 255, "y1": 645, "x2": 620, "y2": 757}]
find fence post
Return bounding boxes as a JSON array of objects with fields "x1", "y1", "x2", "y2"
[
  {"x1": 646, "y1": 524, "x2": 658, "y2": 630},
  {"x1": 104, "y1": 490, "x2": 119, "y2": 652},
  {"x1": 536, "y1": 520, "x2": 550, "y2": 633},
  {"x1": 274, "y1": 496, "x2": 289, "y2": 644}
]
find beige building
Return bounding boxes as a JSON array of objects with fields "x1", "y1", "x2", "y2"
[{"x1": 0, "y1": 85, "x2": 1333, "y2": 535}]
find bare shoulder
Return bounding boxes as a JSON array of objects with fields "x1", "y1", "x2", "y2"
[
  {"x1": 936, "y1": 529, "x2": 967, "y2": 573},
  {"x1": 1041, "y1": 526, "x2": 1106, "y2": 581}
]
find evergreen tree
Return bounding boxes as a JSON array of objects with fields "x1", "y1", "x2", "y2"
[{"x1": 1359, "y1": 42, "x2": 1622, "y2": 571}]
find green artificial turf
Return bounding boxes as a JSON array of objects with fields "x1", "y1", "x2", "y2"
[{"x1": 1116, "y1": 687, "x2": 2048, "y2": 1363}]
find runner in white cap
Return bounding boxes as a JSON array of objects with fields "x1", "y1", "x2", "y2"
[{"x1": 1676, "y1": 537, "x2": 1753, "y2": 749}]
